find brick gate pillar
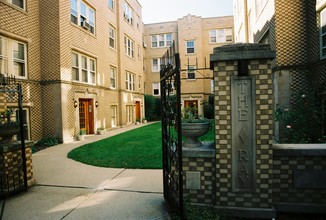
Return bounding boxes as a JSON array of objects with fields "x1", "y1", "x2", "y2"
[{"x1": 210, "y1": 43, "x2": 276, "y2": 219}]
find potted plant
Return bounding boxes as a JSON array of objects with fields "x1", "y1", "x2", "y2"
[
  {"x1": 97, "y1": 127, "x2": 105, "y2": 135},
  {"x1": 77, "y1": 129, "x2": 86, "y2": 141},
  {"x1": 181, "y1": 106, "x2": 211, "y2": 148},
  {"x1": 142, "y1": 118, "x2": 147, "y2": 123},
  {"x1": 0, "y1": 109, "x2": 20, "y2": 144}
]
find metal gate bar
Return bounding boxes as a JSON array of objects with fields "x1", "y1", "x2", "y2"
[
  {"x1": 160, "y1": 43, "x2": 183, "y2": 217},
  {"x1": 0, "y1": 77, "x2": 27, "y2": 198}
]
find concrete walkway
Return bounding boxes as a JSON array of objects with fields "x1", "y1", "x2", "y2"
[{"x1": 1, "y1": 123, "x2": 170, "y2": 220}]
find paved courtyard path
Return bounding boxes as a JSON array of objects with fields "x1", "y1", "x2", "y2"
[{"x1": 1, "y1": 123, "x2": 169, "y2": 220}]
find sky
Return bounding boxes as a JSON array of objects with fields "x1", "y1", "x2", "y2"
[{"x1": 138, "y1": 0, "x2": 234, "y2": 24}]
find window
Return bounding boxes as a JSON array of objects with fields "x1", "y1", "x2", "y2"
[
  {"x1": 138, "y1": 75, "x2": 142, "y2": 90},
  {"x1": 4, "y1": 0, "x2": 25, "y2": 10},
  {"x1": 72, "y1": 52, "x2": 96, "y2": 84},
  {"x1": 70, "y1": 0, "x2": 95, "y2": 34},
  {"x1": 255, "y1": 0, "x2": 268, "y2": 17},
  {"x1": 111, "y1": 105, "x2": 117, "y2": 127},
  {"x1": 125, "y1": 71, "x2": 135, "y2": 91},
  {"x1": 126, "y1": 105, "x2": 133, "y2": 123},
  {"x1": 210, "y1": 29, "x2": 233, "y2": 43},
  {"x1": 153, "y1": 83, "x2": 160, "y2": 96},
  {"x1": 109, "y1": 26, "x2": 116, "y2": 49},
  {"x1": 0, "y1": 36, "x2": 27, "y2": 78},
  {"x1": 123, "y1": 1, "x2": 134, "y2": 25},
  {"x1": 321, "y1": 8, "x2": 326, "y2": 58},
  {"x1": 187, "y1": 66, "x2": 196, "y2": 79},
  {"x1": 151, "y1": 34, "x2": 173, "y2": 48},
  {"x1": 108, "y1": 0, "x2": 114, "y2": 10},
  {"x1": 151, "y1": 35, "x2": 158, "y2": 48},
  {"x1": 110, "y1": 66, "x2": 116, "y2": 89},
  {"x1": 152, "y1": 58, "x2": 162, "y2": 72},
  {"x1": 137, "y1": 45, "x2": 141, "y2": 60},
  {"x1": 186, "y1": 40, "x2": 195, "y2": 54},
  {"x1": 124, "y1": 36, "x2": 134, "y2": 58}
]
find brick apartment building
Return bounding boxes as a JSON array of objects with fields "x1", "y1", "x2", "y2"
[
  {"x1": 0, "y1": 0, "x2": 144, "y2": 143},
  {"x1": 144, "y1": 14, "x2": 233, "y2": 116},
  {"x1": 233, "y1": 0, "x2": 326, "y2": 107},
  {"x1": 0, "y1": 0, "x2": 234, "y2": 143}
]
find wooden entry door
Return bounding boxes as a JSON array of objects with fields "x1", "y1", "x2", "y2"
[
  {"x1": 79, "y1": 99, "x2": 94, "y2": 134},
  {"x1": 135, "y1": 101, "x2": 141, "y2": 122}
]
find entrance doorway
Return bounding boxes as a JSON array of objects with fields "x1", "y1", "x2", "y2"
[
  {"x1": 135, "y1": 101, "x2": 141, "y2": 122},
  {"x1": 79, "y1": 99, "x2": 94, "y2": 134}
]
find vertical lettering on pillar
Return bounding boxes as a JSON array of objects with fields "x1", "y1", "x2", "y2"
[{"x1": 231, "y1": 76, "x2": 256, "y2": 192}]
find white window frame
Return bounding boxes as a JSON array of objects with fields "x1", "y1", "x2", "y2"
[
  {"x1": 71, "y1": 51, "x2": 96, "y2": 85},
  {"x1": 152, "y1": 58, "x2": 162, "y2": 72},
  {"x1": 321, "y1": 8, "x2": 326, "y2": 59},
  {"x1": 151, "y1": 34, "x2": 172, "y2": 48},
  {"x1": 123, "y1": 1, "x2": 134, "y2": 25},
  {"x1": 4, "y1": 0, "x2": 26, "y2": 10},
  {"x1": 138, "y1": 75, "x2": 142, "y2": 90},
  {"x1": 210, "y1": 29, "x2": 233, "y2": 43},
  {"x1": 70, "y1": 0, "x2": 95, "y2": 34},
  {"x1": 153, "y1": 82, "x2": 160, "y2": 96},
  {"x1": 125, "y1": 71, "x2": 135, "y2": 91},
  {"x1": 109, "y1": 25, "x2": 116, "y2": 49},
  {"x1": 110, "y1": 66, "x2": 116, "y2": 89},
  {"x1": 111, "y1": 105, "x2": 117, "y2": 127},
  {"x1": 186, "y1": 40, "x2": 195, "y2": 54},
  {"x1": 124, "y1": 36, "x2": 134, "y2": 58},
  {"x1": 0, "y1": 36, "x2": 27, "y2": 79},
  {"x1": 126, "y1": 105, "x2": 133, "y2": 123},
  {"x1": 255, "y1": 0, "x2": 268, "y2": 18},
  {"x1": 108, "y1": 0, "x2": 114, "y2": 11},
  {"x1": 187, "y1": 66, "x2": 196, "y2": 80}
]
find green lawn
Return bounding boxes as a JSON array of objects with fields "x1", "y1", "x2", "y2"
[{"x1": 68, "y1": 121, "x2": 215, "y2": 169}]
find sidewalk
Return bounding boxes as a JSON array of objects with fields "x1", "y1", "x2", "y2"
[{"x1": 1, "y1": 123, "x2": 170, "y2": 220}]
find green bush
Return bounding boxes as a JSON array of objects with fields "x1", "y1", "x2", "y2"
[
  {"x1": 203, "y1": 94, "x2": 214, "y2": 119},
  {"x1": 33, "y1": 137, "x2": 59, "y2": 153},
  {"x1": 145, "y1": 94, "x2": 161, "y2": 121},
  {"x1": 275, "y1": 90, "x2": 326, "y2": 143}
]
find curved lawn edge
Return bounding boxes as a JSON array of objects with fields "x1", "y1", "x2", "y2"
[{"x1": 67, "y1": 122, "x2": 163, "y2": 169}]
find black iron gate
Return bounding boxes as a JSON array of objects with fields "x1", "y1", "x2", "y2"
[
  {"x1": 0, "y1": 75, "x2": 27, "y2": 198},
  {"x1": 160, "y1": 43, "x2": 183, "y2": 216}
]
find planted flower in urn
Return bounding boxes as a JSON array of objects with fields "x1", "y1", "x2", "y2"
[
  {"x1": 0, "y1": 109, "x2": 20, "y2": 144},
  {"x1": 181, "y1": 106, "x2": 211, "y2": 148}
]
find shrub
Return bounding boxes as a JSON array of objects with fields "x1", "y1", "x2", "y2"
[
  {"x1": 275, "y1": 90, "x2": 326, "y2": 143},
  {"x1": 203, "y1": 95, "x2": 214, "y2": 119},
  {"x1": 33, "y1": 137, "x2": 59, "y2": 153},
  {"x1": 145, "y1": 94, "x2": 161, "y2": 121}
]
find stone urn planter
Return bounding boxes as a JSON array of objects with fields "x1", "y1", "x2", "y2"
[
  {"x1": 97, "y1": 128, "x2": 105, "y2": 135},
  {"x1": 181, "y1": 122, "x2": 211, "y2": 148},
  {"x1": 0, "y1": 124, "x2": 20, "y2": 144}
]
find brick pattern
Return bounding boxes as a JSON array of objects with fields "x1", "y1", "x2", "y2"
[
  {"x1": 273, "y1": 0, "x2": 324, "y2": 105},
  {"x1": 0, "y1": 143, "x2": 34, "y2": 195},
  {"x1": 1, "y1": 0, "x2": 145, "y2": 142},
  {"x1": 273, "y1": 155, "x2": 326, "y2": 204},
  {"x1": 183, "y1": 157, "x2": 215, "y2": 205},
  {"x1": 214, "y1": 59, "x2": 274, "y2": 209}
]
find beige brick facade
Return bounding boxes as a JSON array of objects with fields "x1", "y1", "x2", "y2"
[
  {"x1": 1, "y1": 0, "x2": 145, "y2": 143},
  {"x1": 144, "y1": 15, "x2": 234, "y2": 116},
  {"x1": 233, "y1": 0, "x2": 326, "y2": 108}
]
